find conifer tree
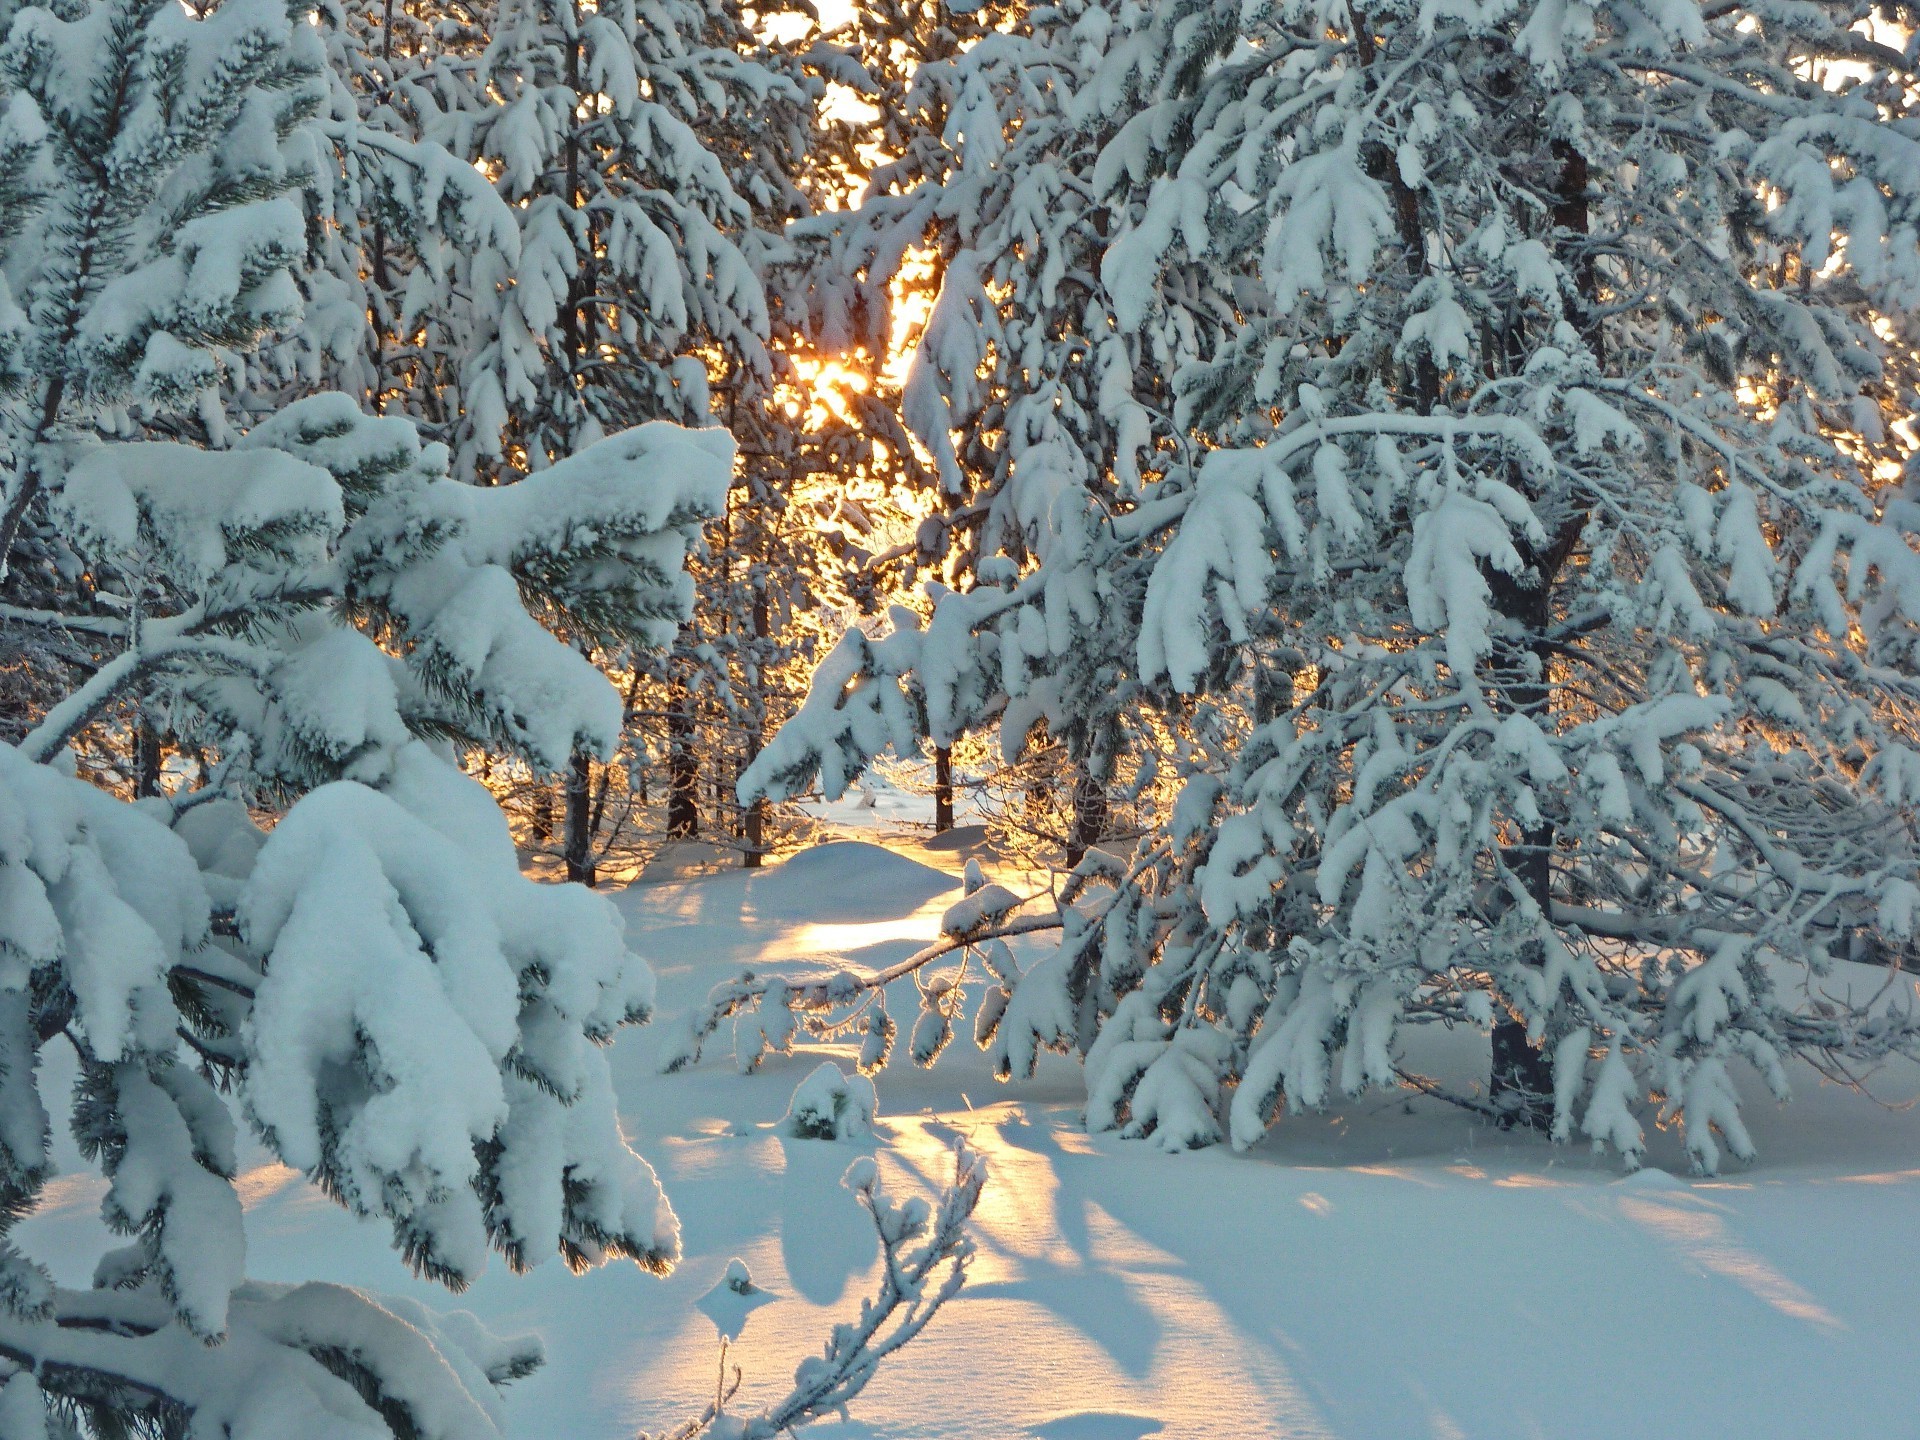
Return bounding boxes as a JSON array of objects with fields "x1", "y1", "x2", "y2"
[
  {"x1": 745, "y1": 0, "x2": 1920, "y2": 1170},
  {"x1": 795, "y1": 0, "x2": 1156, "y2": 857},
  {"x1": 0, "y1": 0, "x2": 981, "y2": 1429},
  {"x1": 244, "y1": 0, "x2": 516, "y2": 431},
  {"x1": 436, "y1": 0, "x2": 819, "y2": 880}
]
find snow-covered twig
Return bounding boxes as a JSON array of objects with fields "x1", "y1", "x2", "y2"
[{"x1": 640, "y1": 1140, "x2": 987, "y2": 1440}]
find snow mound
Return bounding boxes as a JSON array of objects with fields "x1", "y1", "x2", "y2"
[
  {"x1": 751, "y1": 842, "x2": 957, "y2": 922},
  {"x1": 784, "y1": 1062, "x2": 878, "y2": 1141},
  {"x1": 638, "y1": 841, "x2": 742, "y2": 883},
  {"x1": 1611, "y1": 1166, "x2": 1689, "y2": 1191},
  {"x1": 922, "y1": 824, "x2": 994, "y2": 854},
  {"x1": 695, "y1": 1257, "x2": 774, "y2": 1342}
]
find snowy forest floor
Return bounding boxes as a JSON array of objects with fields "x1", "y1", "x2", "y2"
[{"x1": 22, "y1": 797, "x2": 1920, "y2": 1440}]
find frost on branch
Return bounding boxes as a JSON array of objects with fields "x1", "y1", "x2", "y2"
[{"x1": 641, "y1": 1141, "x2": 986, "y2": 1440}]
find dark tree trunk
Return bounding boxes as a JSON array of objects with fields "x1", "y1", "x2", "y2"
[
  {"x1": 562, "y1": 763, "x2": 596, "y2": 888},
  {"x1": 1485, "y1": 551, "x2": 1563, "y2": 1127},
  {"x1": 530, "y1": 782, "x2": 554, "y2": 843},
  {"x1": 741, "y1": 581, "x2": 770, "y2": 869},
  {"x1": 742, "y1": 792, "x2": 766, "y2": 867},
  {"x1": 666, "y1": 639, "x2": 699, "y2": 840},
  {"x1": 564, "y1": 748, "x2": 596, "y2": 887},
  {"x1": 133, "y1": 718, "x2": 162, "y2": 799},
  {"x1": 1484, "y1": 135, "x2": 1599, "y2": 1129},
  {"x1": 589, "y1": 756, "x2": 615, "y2": 839},
  {"x1": 933, "y1": 745, "x2": 954, "y2": 833},
  {"x1": 1065, "y1": 760, "x2": 1107, "y2": 870}
]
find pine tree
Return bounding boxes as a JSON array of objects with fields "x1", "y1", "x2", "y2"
[
  {"x1": 242, "y1": 0, "x2": 517, "y2": 431},
  {"x1": 744, "y1": 0, "x2": 1920, "y2": 1170},
  {"x1": 0, "y1": 0, "x2": 707, "y2": 1425},
  {"x1": 433, "y1": 0, "x2": 807, "y2": 881},
  {"x1": 654, "y1": 0, "x2": 835, "y2": 867},
  {"x1": 788, "y1": 0, "x2": 1173, "y2": 858}
]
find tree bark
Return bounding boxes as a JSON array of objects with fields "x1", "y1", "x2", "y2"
[
  {"x1": 1064, "y1": 760, "x2": 1107, "y2": 870},
  {"x1": 1487, "y1": 139, "x2": 1597, "y2": 1127},
  {"x1": 933, "y1": 745, "x2": 954, "y2": 833},
  {"x1": 564, "y1": 747, "x2": 596, "y2": 886},
  {"x1": 741, "y1": 580, "x2": 769, "y2": 868},
  {"x1": 133, "y1": 717, "x2": 163, "y2": 799},
  {"x1": 1487, "y1": 555, "x2": 1560, "y2": 1129},
  {"x1": 666, "y1": 634, "x2": 700, "y2": 840}
]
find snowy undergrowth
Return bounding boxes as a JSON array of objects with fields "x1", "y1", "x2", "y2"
[{"x1": 23, "y1": 833, "x2": 1920, "y2": 1440}]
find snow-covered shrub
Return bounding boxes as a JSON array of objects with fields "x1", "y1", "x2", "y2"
[
  {"x1": 742, "y1": 0, "x2": 1920, "y2": 1172},
  {"x1": 784, "y1": 1062, "x2": 878, "y2": 1141},
  {"x1": 696, "y1": 1258, "x2": 773, "y2": 1345}
]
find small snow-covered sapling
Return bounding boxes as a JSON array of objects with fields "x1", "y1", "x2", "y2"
[{"x1": 784, "y1": 1061, "x2": 878, "y2": 1141}]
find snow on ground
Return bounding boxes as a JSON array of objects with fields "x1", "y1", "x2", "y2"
[{"x1": 21, "y1": 831, "x2": 1920, "y2": 1439}]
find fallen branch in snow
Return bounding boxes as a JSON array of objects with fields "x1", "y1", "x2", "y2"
[
  {"x1": 639, "y1": 1140, "x2": 987, "y2": 1440},
  {"x1": 659, "y1": 895, "x2": 1063, "y2": 1076},
  {"x1": 1393, "y1": 1066, "x2": 1503, "y2": 1120}
]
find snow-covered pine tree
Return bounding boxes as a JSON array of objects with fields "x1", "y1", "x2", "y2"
[
  {"x1": 0, "y1": 0, "x2": 721, "y2": 1427},
  {"x1": 234, "y1": 0, "x2": 517, "y2": 433},
  {"x1": 744, "y1": 0, "x2": 1920, "y2": 1171},
  {"x1": 441, "y1": 0, "x2": 820, "y2": 883},
  {"x1": 686, "y1": 0, "x2": 1019, "y2": 868},
  {"x1": 648, "y1": 0, "x2": 839, "y2": 866},
  {"x1": 769, "y1": 0, "x2": 1205, "y2": 864}
]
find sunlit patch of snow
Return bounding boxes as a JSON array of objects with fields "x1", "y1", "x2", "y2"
[{"x1": 1617, "y1": 1191, "x2": 1844, "y2": 1331}]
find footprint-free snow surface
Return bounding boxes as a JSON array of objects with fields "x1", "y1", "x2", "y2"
[{"x1": 22, "y1": 836, "x2": 1920, "y2": 1438}]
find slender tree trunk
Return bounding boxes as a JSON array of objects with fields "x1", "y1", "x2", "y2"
[
  {"x1": 740, "y1": 695, "x2": 768, "y2": 867},
  {"x1": 564, "y1": 748, "x2": 597, "y2": 886},
  {"x1": 1487, "y1": 559, "x2": 1560, "y2": 1128},
  {"x1": 666, "y1": 632, "x2": 700, "y2": 839},
  {"x1": 933, "y1": 745, "x2": 954, "y2": 833},
  {"x1": 530, "y1": 782, "x2": 554, "y2": 843},
  {"x1": 741, "y1": 786, "x2": 766, "y2": 865},
  {"x1": 1488, "y1": 140, "x2": 1597, "y2": 1127},
  {"x1": 1064, "y1": 759, "x2": 1107, "y2": 870},
  {"x1": 589, "y1": 755, "x2": 615, "y2": 839},
  {"x1": 133, "y1": 718, "x2": 162, "y2": 799},
  {"x1": 741, "y1": 575, "x2": 771, "y2": 868}
]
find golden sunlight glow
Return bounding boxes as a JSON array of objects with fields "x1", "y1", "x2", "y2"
[
  {"x1": 784, "y1": 246, "x2": 937, "y2": 470},
  {"x1": 794, "y1": 359, "x2": 871, "y2": 425}
]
